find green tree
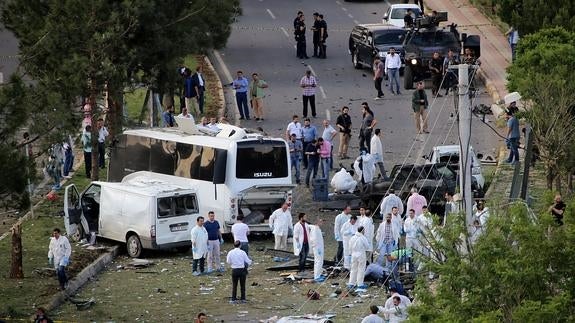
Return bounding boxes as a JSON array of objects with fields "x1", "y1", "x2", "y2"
[
  {"x1": 408, "y1": 200, "x2": 575, "y2": 322},
  {"x1": 498, "y1": 0, "x2": 575, "y2": 35},
  {"x1": 1, "y1": 0, "x2": 239, "y2": 182},
  {"x1": 507, "y1": 27, "x2": 575, "y2": 190}
]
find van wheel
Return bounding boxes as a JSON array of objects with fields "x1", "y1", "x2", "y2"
[
  {"x1": 70, "y1": 223, "x2": 84, "y2": 242},
  {"x1": 127, "y1": 234, "x2": 143, "y2": 258}
]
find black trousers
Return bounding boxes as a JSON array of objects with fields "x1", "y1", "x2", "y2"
[
  {"x1": 313, "y1": 39, "x2": 320, "y2": 56},
  {"x1": 231, "y1": 268, "x2": 248, "y2": 300},
  {"x1": 302, "y1": 141, "x2": 312, "y2": 168},
  {"x1": 84, "y1": 151, "x2": 92, "y2": 178},
  {"x1": 303, "y1": 95, "x2": 316, "y2": 118},
  {"x1": 335, "y1": 241, "x2": 344, "y2": 263},
  {"x1": 431, "y1": 73, "x2": 442, "y2": 95},
  {"x1": 374, "y1": 77, "x2": 384, "y2": 97},
  {"x1": 298, "y1": 242, "x2": 309, "y2": 272},
  {"x1": 319, "y1": 41, "x2": 326, "y2": 58},
  {"x1": 97, "y1": 142, "x2": 105, "y2": 168},
  {"x1": 192, "y1": 257, "x2": 205, "y2": 273},
  {"x1": 296, "y1": 39, "x2": 307, "y2": 58}
]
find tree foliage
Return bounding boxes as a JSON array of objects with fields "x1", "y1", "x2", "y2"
[
  {"x1": 507, "y1": 27, "x2": 575, "y2": 190},
  {"x1": 0, "y1": 0, "x2": 239, "y2": 189},
  {"x1": 409, "y1": 199, "x2": 575, "y2": 322},
  {"x1": 498, "y1": 0, "x2": 575, "y2": 35}
]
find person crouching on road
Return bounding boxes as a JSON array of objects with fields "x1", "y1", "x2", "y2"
[
  {"x1": 348, "y1": 226, "x2": 370, "y2": 289},
  {"x1": 310, "y1": 218, "x2": 325, "y2": 282},
  {"x1": 48, "y1": 228, "x2": 71, "y2": 290},
  {"x1": 191, "y1": 216, "x2": 208, "y2": 276},
  {"x1": 293, "y1": 213, "x2": 311, "y2": 273},
  {"x1": 226, "y1": 240, "x2": 252, "y2": 304}
]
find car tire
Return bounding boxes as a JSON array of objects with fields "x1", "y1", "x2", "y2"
[
  {"x1": 352, "y1": 50, "x2": 362, "y2": 69},
  {"x1": 127, "y1": 234, "x2": 143, "y2": 258},
  {"x1": 404, "y1": 65, "x2": 414, "y2": 89},
  {"x1": 69, "y1": 223, "x2": 84, "y2": 242}
]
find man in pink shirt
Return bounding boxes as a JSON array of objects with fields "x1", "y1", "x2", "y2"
[
  {"x1": 318, "y1": 137, "x2": 331, "y2": 178},
  {"x1": 406, "y1": 187, "x2": 428, "y2": 216}
]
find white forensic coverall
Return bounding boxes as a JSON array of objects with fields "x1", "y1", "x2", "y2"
[
  {"x1": 380, "y1": 193, "x2": 404, "y2": 218},
  {"x1": 48, "y1": 235, "x2": 71, "y2": 268},
  {"x1": 269, "y1": 208, "x2": 293, "y2": 250},
  {"x1": 403, "y1": 216, "x2": 419, "y2": 251},
  {"x1": 354, "y1": 153, "x2": 376, "y2": 184},
  {"x1": 348, "y1": 231, "x2": 370, "y2": 287},
  {"x1": 190, "y1": 225, "x2": 209, "y2": 259},
  {"x1": 358, "y1": 216, "x2": 375, "y2": 254},
  {"x1": 340, "y1": 220, "x2": 358, "y2": 269},
  {"x1": 309, "y1": 224, "x2": 324, "y2": 280}
]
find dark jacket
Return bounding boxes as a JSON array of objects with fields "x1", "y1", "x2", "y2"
[{"x1": 412, "y1": 89, "x2": 429, "y2": 112}]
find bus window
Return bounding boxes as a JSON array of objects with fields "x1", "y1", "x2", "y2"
[
  {"x1": 198, "y1": 147, "x2": 215, "y2": 181},
  {"x1": 235, "y1": 141, "x2": 288, "y2": 179}
]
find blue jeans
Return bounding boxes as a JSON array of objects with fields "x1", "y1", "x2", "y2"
[
  {"x1": 291, "y1": 155, "x2": 301, "y2": 182},
  {"x1": 377, "y1": 240, "x2": 397, "y2": 267},
  {"x1": 320, "y1": 158, "x2": 330, "y2": 178},
  {"x1": 507, "y1": 137, "x2": 519, "y2": 163},
  {"x1": 57, "y1": 265, "x2": 68, "y2": 288},
  {"x1": 305, "y1": 160, "x2": 319, "y2": 185},
  {"x1": 298, "y1": 242, "x2": 309, "y2": 272},
  {"x1": 63, "y1": 150, "x2": 74, "y2": 176},
  {"x1": 388, "y1": 68, "x2": 400, "y2": 94},
  {"x1": 236, "y1": 92, "x2": 249, "y2": 119}
]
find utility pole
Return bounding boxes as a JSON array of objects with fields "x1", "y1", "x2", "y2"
[{"x1": 457, "y1": 64, "x2": 474, "y2": 234}]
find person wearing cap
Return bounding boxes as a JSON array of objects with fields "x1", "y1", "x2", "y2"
[
  {"x1": 361, "y1": 305, "x2": 384, "y2": 323},
  {"x1": 288, "y1": 132, "x2": 303, "y2": 184},
  {"x1": 348, "y1": 225, "x2": 370, "y2": 289},
  {"x1": 505, "y1": 109, "x2": 520, "y2": 164}
]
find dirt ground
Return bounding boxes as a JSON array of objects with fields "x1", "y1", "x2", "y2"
[{"x1": 50, "y1": 185, "x2": 391, "y2": 323}]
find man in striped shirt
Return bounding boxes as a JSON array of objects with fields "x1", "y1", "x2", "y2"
[{"x1": 300, "y1": 70, "x2": 317, "y2": 118}]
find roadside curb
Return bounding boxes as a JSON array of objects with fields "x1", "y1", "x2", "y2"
[
  {"x1": 45, "y1": 245, "x2": 120, "y2": 312},
  {"x1": 484, "y1": 146, "x2": 508, "y2": 200}
]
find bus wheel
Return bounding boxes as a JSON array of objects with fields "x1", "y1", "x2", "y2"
[{"x1": 127, "y1": 234, "x2": 143, "y2": 258}]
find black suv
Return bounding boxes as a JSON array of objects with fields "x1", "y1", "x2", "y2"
[
  {"x1": 348, "y1": 24, "x2": 405, "y2": 71},
  {"x1": 402, "y1": 13, "x2": 480, "y2": 89}
]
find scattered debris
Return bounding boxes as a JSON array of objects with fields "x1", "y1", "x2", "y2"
[{"x1": 68, "y1": 297, "x2": 95, "y2": 311}]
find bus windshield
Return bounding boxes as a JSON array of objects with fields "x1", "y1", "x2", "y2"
[{"x1": 235, "y1": 141, "x2": 289, "y2": 179}]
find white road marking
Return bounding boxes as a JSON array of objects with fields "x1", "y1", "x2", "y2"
[
  {"x1": 326, "y1": 109, "x2": 331, "y2": 121},
  {"x1": 213, "y1": 50, "x2": 233, "y2": 83},
  {"x1": 336, "y1": 0, "x2": 341, "y2": 4},
  {"x1": 354, "y1": 20, "x2": 360, "y2": 25},
  {"x1": 280, "y1": 27, "x2": 290, "y2": 38},
  {"x1": 348, "y1": 13, "x2": 354, "y2": 19},
  {"x1": 319, "y1": 86, "x2": 327, "y2": 99},
  {"x1": 342, "y1": 7, "x2": 348, "y2": 12},
  {"x1": 307, "y1": 65, "x2": 317, "y2": 76},
  {"x1": 266, "y1": 9, "x2": 276, "y2": 20}
]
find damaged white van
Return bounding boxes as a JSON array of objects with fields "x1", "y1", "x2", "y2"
[{"x1": 64, "y1": 174, "x2": 199, "y2": 257}]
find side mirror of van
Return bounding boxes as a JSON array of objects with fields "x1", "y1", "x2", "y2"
[
  {"x1": 476, "y1": 153, "x2": 484, "y2": 159},
  {"x1": 383, "y1": 13, "x2": 389, "y2": 20}
]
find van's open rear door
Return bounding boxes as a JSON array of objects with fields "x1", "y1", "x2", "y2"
[
  {"x1": 64, "y1": 184, "x2": 89, "y2": 241},
  {"x1": 237, "y1": 185, "x2": 296, "y2": 231}
]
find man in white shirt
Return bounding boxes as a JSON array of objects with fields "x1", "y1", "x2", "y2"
[
  {"x1": 348, "y1": 226, "x2": 370, "y2": 288},
  {"x1": 231, "y1": 215, "x2": 250, "y2": 255},
  {"x1": 177, "y1": 107, "x2": 193, "y2": 119},
  {"x1": 269, "y1": 203, "x2": 293, "y2": 251},
  {"x1": 380, "y1": 189, "x2": 404, "y2": 219},
  {"x1": 286, "y1": 115, "x2": 303, "y2": 141},
  {"x1": 190, "y1": 216, "x2": 209, "y2": 276},
  {"x1": 48, "y1": 228, "x2": 72, "y2": 290},
  {"x1": 370, "y1": 129, "x2": 387, "y2": 179},
  {"x1": 206, "y1": 117, "x2": 220, "y2": 131},
  {"x1": 309, "y1": 218, "x2": 325, "y2": 282},
  {"x1": 357, "y1": 207, "x2": 375, "y2": 262},
  {"x1": 380, "y1": 295, "x2": 409, "y2": 322},
  {"x1": 361, "y1": 305, "x2": 384, "y2": 323},
  {"x1": 406, "y1": 187, "x2": 427, "y2": 217},
  {"x1": 341, "y1": 215, "x2": 358, "y2": 270},
  {"x1": 403, "y1": 209, "x2": 419, "y2": 251},
  {"x1": 385, "y1": 47, "x2": 402, "y2": 95},
  {"x1": 322, "y1": 119, "x2": 337, "y2": 170},
  {"x1": 333, "y1": 206, "x2": 351, "y2": 263},
  {"x1": 226, "y1": 240, "x2": 252, "y2": 304}
]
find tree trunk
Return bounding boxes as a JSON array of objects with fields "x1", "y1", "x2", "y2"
[
  {"x1": 89, "y1": 91, "x2": 100, "y2": 181},
  {"x1": 555, "y1": 172, "x2": 562, "y2": 193},
  {"x1": 107, "y1": 83, "x2": 124, "y2": 140},
  {"x1": 546, "y1": 165, "x2": 555, "y2": 190},
  {"x1": 10, "y1": 224, "x2": 23, "y2": 279}
]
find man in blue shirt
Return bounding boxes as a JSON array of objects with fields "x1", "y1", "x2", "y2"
[
  {"x1": 301, "y1": 118, "x2": 317, "y2": 169},
  {"x1": 288, "y1": 134, "x2": 303, "y2": 184},
  {"x1": 232, "y1": 71, "x2": 250, "y2": 120},
  {"x1": 204, "y1": 211, "x2": 224, "y2": 273},
  {"x1": 505, "y1": 110, "x2": 520, "y2": 164}
]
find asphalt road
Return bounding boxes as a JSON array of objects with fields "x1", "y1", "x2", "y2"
[{"x1": 213, "y1": 0, "x2": 503, "y2": 169}]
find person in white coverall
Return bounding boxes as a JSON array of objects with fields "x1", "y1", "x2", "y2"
[
  {"x1": 341, "y1": 215, "x2": 358, "y2": 270},
  {"x1": 333, "y1": 206, "x2": 352, "y2": 264},
  {"x1": 348, "y1": 226, "x2": 370, "y2": 288},
  {"x1": 390, "y1": 206, "x2": 403, "y2": 245},
  {"x1": 380, "y1": 189, "x2": 404, "y2": 220},
  {"x1": 379, "y1": 295, "x2": 409, "y2": 322},
  {"x1": 357, "y1": 207, "x2": 375, "y2": 262},
  {"x1": 354, "y1": 149, "x2": 376, "y2": 185},
  {"x1": 406, "y1": 187, "x2": 427, "y2": 217},
  {"x1": 269, "y1": 203, "x2": 293, "y2": 251},
  {"x1": 309, "y1": 218, "x2": 325, "y2": 282},
  {"x1": 403, "y1": 209, "x2": 420, "y2": 251},
  {"x1": 48, "y1": 228, "x2": 72, "y2": 290},
  {"x1": 191, "y1": 216, "x2": 209, "y2": 276}
]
